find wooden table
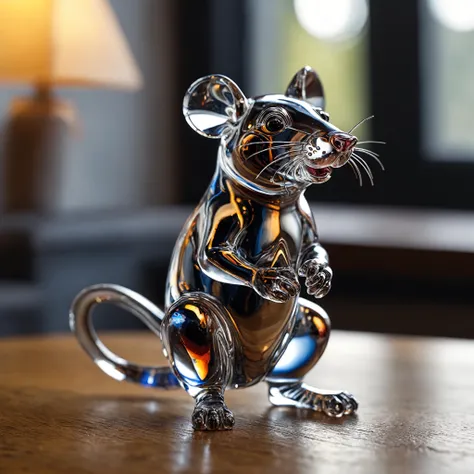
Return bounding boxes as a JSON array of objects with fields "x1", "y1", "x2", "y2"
[{"x1": 1, "y1": 331, "x2": 473, "y2": 474}]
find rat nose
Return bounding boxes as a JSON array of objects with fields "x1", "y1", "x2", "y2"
[{"x1": 328, "y1": 132, "x2": 357, "y2": 152}]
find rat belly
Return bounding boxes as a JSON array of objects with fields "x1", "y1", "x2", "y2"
[
  {"x1": 166, "y1": 230, "x2": 298, "y2": 387},
  {"x1": 210, "y1": 281, "x2": 297, "y2": 387}
]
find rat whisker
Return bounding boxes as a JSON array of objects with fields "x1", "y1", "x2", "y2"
[
  {"x1": 281, "y1": 160, "x2": 304, "y2": 194},
  {"x1": 355, "y1": 148, "x2": 385, "y2": 170},
  {"x1": 352, "y1": 153, "x2": 374, "y2": 185},
  {"x1": 347, "y1": 160, "x2": 359, "y2": 182},
  {"x1": 271, "y1": 160, "x2": 291, "y2": 183},
  {"x1": 348, "y1": 115, "x2": 374, "y2": 134},
  {"x1": 272, "y1": 160, "x2": 293, "y2": 194},
  {"x1": 354, "y1": 147, "x2": 380, "y2": 157},
  {"x1": 246, "y1": 144, "x2": 302, "y2": 161},
  {"x1": 292, "y1": 159, "x2": 308, "y2": 181},
  {"x1": 285, "y1": 160, "x2": 301, "y2": 181},
  {"x1": 256, "y1": 151, "x2": 294, "y2": 180},
  {"x1": 271, "y1": 155, "x2": 298, "y2": 183},
  {"x1": 272, "y1": 157, "x2": 304, "y2": 194},
  {"x1": 348, "y1": 158, "x2": 363, "y2": 186},
  {"x1": 237, "y1": 140, "x2": 298, "y2": 150},
  {"x1": 355, "y1": 147, "x2": 380, "y2": 157},
  {"x1": 293, "y1": 161, "x2": 309, "y2": 183},
  {"x1": 357, "y1": 140, "x2": 386, "y2": 145}
]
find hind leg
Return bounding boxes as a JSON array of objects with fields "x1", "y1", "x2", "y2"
[
  {"x1": 266, "y1": 298, "x2": 358, "y2": 417},
  {"x1": 161, "y1": 293, "x2": 235, "y2": 430}
]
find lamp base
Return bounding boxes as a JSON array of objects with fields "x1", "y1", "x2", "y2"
[{"x1": 1, "y1": 88, "x2": 76, "y2": 215}]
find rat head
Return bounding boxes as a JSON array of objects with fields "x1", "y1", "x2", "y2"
[{"x1": 183, "y1": 67, "x2": 362, "y2": 194}]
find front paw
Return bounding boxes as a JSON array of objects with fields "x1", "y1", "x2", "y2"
[
  {"x1": 253, "y1": 267, "x2": 300, "y2": 303},
  {"x1": 299, "y1": 259, "x2": 332, "y2": 298}
]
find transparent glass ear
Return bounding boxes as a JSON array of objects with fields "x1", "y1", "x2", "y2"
[
  {"x1": 183, "y1": 75, "x2": 248, "y2": 139},
  {"x1": 286, "y1": 66, "x2": 325, "y2": 109}
]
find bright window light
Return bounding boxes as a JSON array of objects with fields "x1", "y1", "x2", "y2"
[
  {"x1": 428, "y1": 0, "x2": 474, "y2": 32},
  {"x1": 294, "y1": 0, "x2": 368, "y2": 42}
]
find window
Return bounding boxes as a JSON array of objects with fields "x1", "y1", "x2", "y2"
[
  {"x1": 178, "y1": 0, "x2": 474, "y2": 209},
  {"x1": 421, "y1": 0, "x2": 474, "y2": 161}
]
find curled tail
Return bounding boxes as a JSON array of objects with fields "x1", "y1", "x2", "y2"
[{"x1": 70, "y1": 283, "x2": 180, "y2": 390}]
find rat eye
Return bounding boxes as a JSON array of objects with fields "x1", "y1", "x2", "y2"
[
  {"x1": 265, "y1": 116, "x2": 285, "y2": 133},
  {"x1": 259, "y1": 108, "x2": 291, "y2": 134}
]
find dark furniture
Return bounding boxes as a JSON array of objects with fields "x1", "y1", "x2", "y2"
[{"x1": 1, "y1": 204, "x2": 474, "y2": 338}]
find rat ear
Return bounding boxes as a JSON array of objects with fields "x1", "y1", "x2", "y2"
[
  {"x1": 183, "y1": 74, "x2": 249, "y2": 139},
  {"x1": 285, "y1": 66, "x2": 325, "y2": 109}
]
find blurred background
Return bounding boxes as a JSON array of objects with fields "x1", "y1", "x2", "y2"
[{"x1": 0, "y1": 0, "x2": 473, "y2": 338}]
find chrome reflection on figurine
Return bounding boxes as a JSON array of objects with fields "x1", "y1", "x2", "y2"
[{"x1": 70, "y1": 66, "x2": 384, "y2": 431}]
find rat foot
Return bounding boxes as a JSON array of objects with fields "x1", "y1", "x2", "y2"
[
  {"x1": 192, "y1": 391, "x2": 235, "y2": 431},
  {"x1": 268, "y1": 382, "x2": 358, "y2": 418}
]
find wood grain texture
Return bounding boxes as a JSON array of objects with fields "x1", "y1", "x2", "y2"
[{"x1": 0, "y1": 331, "x2": 473, "y2": 474}]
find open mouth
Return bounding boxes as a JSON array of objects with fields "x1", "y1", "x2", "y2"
[{"x1": 307, "y1": 166, "x2": 332, "y2": 180}]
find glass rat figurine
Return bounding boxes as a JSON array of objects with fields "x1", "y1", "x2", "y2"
[{"x1": 70, "y1": 66, "x2": 383, "y2": 431}]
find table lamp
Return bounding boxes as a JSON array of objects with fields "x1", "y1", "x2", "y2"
[{"x1": 0, "y1": 0, "x2": 143, "y2": 213}]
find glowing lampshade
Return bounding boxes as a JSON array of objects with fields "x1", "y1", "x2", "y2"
[{"x1": 0, "y1": 0, "x2": 142, "y2": 90}]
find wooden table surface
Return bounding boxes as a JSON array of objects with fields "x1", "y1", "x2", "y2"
[{"x1": 1, "y1": 331, "x2": 473, "y2": 474}]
